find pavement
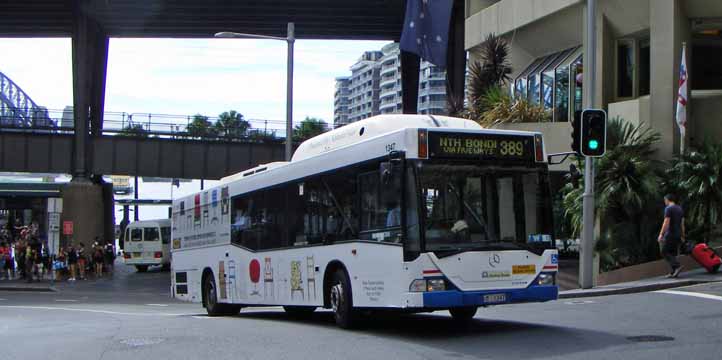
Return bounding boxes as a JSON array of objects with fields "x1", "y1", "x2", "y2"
[
  {"x1": 3, "y1": 264, "x2": 720, "y2": 299},
  {"x1": 559, "y1": 268, "x2": 722, "y2": 298},
  {"x1": 2, "y1": 262, "x2": 722, "y2": 360}
]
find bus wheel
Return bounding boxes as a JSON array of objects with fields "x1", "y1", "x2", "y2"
[
  {"x1": 203, "y1": 275, "x2": 225, "y2": 316},
  {"x1": 330, "y1": 270, "x2": 355, "y2": 329},
  {"x1": 135, "y1": 265, "x2": 148, "y2": 272},
  {"x1": 449, "y1": 307, "x2": 477, "y2": 322},
  {"x1": 283, "y1": 306, "x2": 316, "y2": 317}
]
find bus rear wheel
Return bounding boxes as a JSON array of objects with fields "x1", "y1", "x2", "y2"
[
  {"x1": 135, "y1": 265, "x2": 148, "y2": 272},
  {"x1": 449, "y1": 306, "x2": 478, "y2": 322},
  {"x1": 203, "y1": 274, "x2": 240, "y2": 316},
  {"x1": 330, "y1": 269, "x2": 356, "y2": 329}
]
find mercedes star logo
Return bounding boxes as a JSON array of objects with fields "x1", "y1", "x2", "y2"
[{"x1": 489, "y1": 253, "x2": 501, "y2": 268}]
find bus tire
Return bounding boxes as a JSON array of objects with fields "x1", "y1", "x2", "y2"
[
  {"x1": 449, "y1": 306, "x2": 477, "y2": 322},
  {"x1": 283, "y1": 306, "x2": 316, "y2": 317},
  {"x1": 330, "y1": 269, "x2": 356, "y2": 329},
  {"x1": 203, "y1": 274, "x2": 226, "y2": 316},
  {"x1": 135, "y1": 265, "x2": 148, "y2": 272}
]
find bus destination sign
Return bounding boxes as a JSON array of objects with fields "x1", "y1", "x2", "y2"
[{"x1": 428, "y1": 132, "x2": 535, "y2": 161}]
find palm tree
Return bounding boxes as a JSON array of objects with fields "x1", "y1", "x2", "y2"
[
  {"x1": 215, "y1": 110, "x2": 250, "y2": 139},
  {"x1": 667, "y1": 141, "x2": 722, "y2": 243},
  {"x1": 187, "y1": 114, "x2": 217, "y2": 138},
  {"x1": 562, "y1": 117, "x2": 662, "y2": 267},
  {"x1": 293, "y1": 117, "x2": 329, "y2": 142}
]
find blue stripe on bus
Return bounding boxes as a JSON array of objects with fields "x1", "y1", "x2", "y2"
[{"x1": 422, "y1": 284, "x2": 558, "y2": 308}]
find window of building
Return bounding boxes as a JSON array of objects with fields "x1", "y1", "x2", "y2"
[
  {"x1": 617, "y1": 40, "x2": 634, "y2": 98},
  {"x1": 692, "y1": 44, "x2": 722, "y2": 90},
  {"x1": 514, "y1": 46, "x2": 581, "y2": 122}
]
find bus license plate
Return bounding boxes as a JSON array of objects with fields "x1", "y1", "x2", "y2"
[
  {"x1": 483, "y1": 294, "x2": 506, "y2": 303},
  {"x1": 133, "y1": 252, "x2": 142, "y2": 258}
]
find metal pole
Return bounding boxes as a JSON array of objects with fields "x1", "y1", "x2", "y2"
[
  {"x1": 580, "y1": 0, "x2": 597, "y2": 289},
  {"x1": 285, "y1": 22, "x2": 295, "y2": 161},
  {"x1": 134, "y1": 176, "x2": 139, "y2": 221}
]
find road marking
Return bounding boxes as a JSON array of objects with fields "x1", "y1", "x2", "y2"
[
  {"x1": 0, "y1": 305, "x2": 194, "y2": 317},
  {"x1": 655, "y1": 290, "x2": 722, "y2": 302},
  {"x1": 55, "y1": 299, "x2": 79, "y2": 302},
  {"x1": 564, "y1": 300, "x2": 596, "y2": 305},
  {"x1": 145, "y1": 304, "x2": 169, "y2": 307}
]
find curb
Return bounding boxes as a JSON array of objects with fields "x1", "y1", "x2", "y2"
[
  {"x1": 559, "y1": 279, "x2": 711, "y2": 299},
  {"x1": 0, "y1": 285, "x2": 57, "y2": 292}
]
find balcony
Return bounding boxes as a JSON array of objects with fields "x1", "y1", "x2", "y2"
[
  {"x1": 419, "y1": 85, "x2": 446, "y2": 97},
  {"x1": 380, "y1": 65, "x2": 398, "y2": 76},
  {"x1": 418, "y1": 100, "x2": 447, "y2": 111}
]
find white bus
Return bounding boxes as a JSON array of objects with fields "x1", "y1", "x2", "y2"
[
  {"x1": 123, "y1": 219, "x2": 171, "y2": 272},
  {"x1": 171, "y1": 115, "x2": 559, "y2": 328}
]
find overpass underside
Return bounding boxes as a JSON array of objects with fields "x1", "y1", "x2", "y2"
[{"x1": 0, "y1": 132, "x2": 285, "y2": 180}]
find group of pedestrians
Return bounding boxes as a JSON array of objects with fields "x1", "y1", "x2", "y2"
[
  {"x1": 1, "y1": 219, "x2": 116, "y2": 282},
  {"x1": 53, "y1": 239, "x2": 116, "y2": 281},
  {"x1": 0, "y1": 220, "x2": 50, "y2": 282}
]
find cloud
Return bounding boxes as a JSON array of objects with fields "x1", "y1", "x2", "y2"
[{"x1": 0, "y1": 37, "x2": 390, "y2": 124}]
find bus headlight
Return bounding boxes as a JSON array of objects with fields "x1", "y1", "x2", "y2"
[
  {"x1": 409, "y1": 279, "x2": 447, "y2": 292},
  {"x1": 537, "y1": 273, "x2": 555, "y2": 286},
  {"x1": 427, "y1": 279, "x2": 446, "y2": 292}
]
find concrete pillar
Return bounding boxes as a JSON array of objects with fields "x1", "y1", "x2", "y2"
[
  {"x1": 446, "y1": 0, "x2": 466, "y2": 101},
  {"x1": 60, "y1": 181, "x2": 105, "y2": 249},
  {"x1": 401, "y1": 51, "x2": 420, "y2": 114},
  {"x1": 650, "y1": 0, "x2": 690, "y2": 159}
]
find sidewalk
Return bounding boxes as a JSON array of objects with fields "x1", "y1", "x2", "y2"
[
  {"x1": 560, "y1": 268, "x2": 722, "y2": 299},
  {"x1": 0, "y1": 278, "x2": 57, "y2": 292}
]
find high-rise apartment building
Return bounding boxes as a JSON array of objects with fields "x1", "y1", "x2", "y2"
[
  {"x1": 346, "y1": 51, "x2": 383, "y2": 125},
  {"x1": 333, "y1": 76, "x2": 351, "y2": 126},
  {"x1": 335, "y1": 43, "x2": 448, "y2": 127}
]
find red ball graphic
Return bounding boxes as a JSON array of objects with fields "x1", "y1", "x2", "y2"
[{"x1": 249, "y1": 259, "x2": 261, "y2": 283}]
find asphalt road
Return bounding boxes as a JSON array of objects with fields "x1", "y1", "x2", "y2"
[{"x1": 0, "y1": 262, "x2": 721, "y2": 360}]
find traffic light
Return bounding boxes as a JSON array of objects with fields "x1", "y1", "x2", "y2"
[
  {"x1": 581, "y1": 109, "x2": 607, "y2": 157},
  {"x1": 571, "y1": 110, "x2": 581, "y2": 155}
]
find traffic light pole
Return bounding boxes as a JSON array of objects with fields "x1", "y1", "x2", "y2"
[{"x1": 580, "y1": 0, "x2": 597, "y2": 289}]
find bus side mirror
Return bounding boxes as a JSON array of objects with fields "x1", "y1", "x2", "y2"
[{"x1": 380, "y1": 162, "x2": 393, "y2": 184}]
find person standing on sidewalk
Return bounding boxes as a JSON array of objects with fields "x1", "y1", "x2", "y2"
[
  {"x1": 77, "y1": 242, "x2": 87, "y2": 280},
  {"x1": 658, "y1": 194, "x2": 685, "y2": 278},
  {"x1": 66, "y1": 245, "x2": 78, "y2": 281}
]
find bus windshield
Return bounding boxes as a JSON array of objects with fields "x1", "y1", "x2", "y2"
[{"x1": 416, "y1": 163, "x2": 552, "y2": 254}]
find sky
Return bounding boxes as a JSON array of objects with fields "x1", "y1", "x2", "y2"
[
  {"x1": 0, "y1": 37, "x2": 389, "y2": 124},
  {"x1": 0, "y1": 37, "x2": 389, "y2": 222}
]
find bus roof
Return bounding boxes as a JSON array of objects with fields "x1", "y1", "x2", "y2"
[{"x1": 291, "y1": 115, "x2": 482, "y2": 162}]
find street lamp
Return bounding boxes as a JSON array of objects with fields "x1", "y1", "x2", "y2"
[{"x1": 215, "y1": 22, "x2": 295, "y2": 161}]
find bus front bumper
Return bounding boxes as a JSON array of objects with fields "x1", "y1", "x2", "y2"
[{"x1": 421, "y1": 284, "x2": 558, "y2": 308}]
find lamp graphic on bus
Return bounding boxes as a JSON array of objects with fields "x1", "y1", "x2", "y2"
[
  {"x1": 249, "y1": 259, "x2": 261, "y2": 296},
  {"x1": 221, "y1": 186, "x2": 229, "y2": 223},
  {"x1": 193, "y1": 194, "x2": 201, "y2": 229},
  {"x1": 211, "y1": 189, "x2": 219, "y2": 224}
]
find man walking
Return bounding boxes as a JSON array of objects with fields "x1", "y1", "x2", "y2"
[{"x1": 658, "y1": 194, "x2": 685, "y2": 278}]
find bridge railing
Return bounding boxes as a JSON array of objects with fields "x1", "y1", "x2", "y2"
[{"x1": 0, "y1": 109, "x2": 334, "y2": 142}]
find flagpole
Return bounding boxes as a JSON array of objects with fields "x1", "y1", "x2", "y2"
[
  {"x1": 677, "y1": 42, "x2": 688, "y2": 155},
  {"x1": 681, "y1": 42, "x2": 686, "y2": 155}
]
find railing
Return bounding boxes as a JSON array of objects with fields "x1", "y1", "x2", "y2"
[
  {"x1": 0, "y1": 71, "x2": 53, "y2": 127},
  {"x1": 0, "y1": 108, "x2": 335, "y2": 142}
]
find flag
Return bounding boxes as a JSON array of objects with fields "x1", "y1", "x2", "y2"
[
  {"x1": 399, "y1": 0, "x2": 453, "y2": 68},
  {"x1": 676, "y1": 44, "x2": 688, "y2": 136}
]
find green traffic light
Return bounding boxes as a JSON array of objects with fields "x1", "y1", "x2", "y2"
[{"x1": 589, "y1": 140, "x2": 599, "y2": 150}]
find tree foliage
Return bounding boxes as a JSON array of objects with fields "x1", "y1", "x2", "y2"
[
  {"x1": 187, "y1": 114, "x2": 217, "y2": 138},
  {"x1": 215, "y1": 110, "x2": 250, "y2": 139},
  {"x1": 666, "y1": 141, "x2": 722, "y2": 243},
  {"x1": 293, "y1": 117, "x2": 329, "y2": 142},
  {"x1": 562, "y1": 117, "x2": 663, "y2": 269},
  {"x1": 118, "y1": 123, "x2": 149, "y2": 137}
]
